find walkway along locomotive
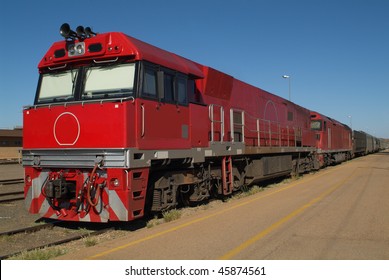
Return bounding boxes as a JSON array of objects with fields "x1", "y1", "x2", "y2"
[{"x1": 23, "y1": 24, "x2": 355, "y2": 222}]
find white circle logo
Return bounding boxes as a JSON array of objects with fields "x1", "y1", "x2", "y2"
[{"x1": 53, "y1": 112, "x2": 80, "y2": 146}]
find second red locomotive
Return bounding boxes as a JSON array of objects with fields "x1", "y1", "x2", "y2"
[{"x1": 310, "y1": 112, "x2": 352, "y2": 167}]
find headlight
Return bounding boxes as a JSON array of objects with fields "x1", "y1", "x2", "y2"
[
  {"x1": 68, "y1": 45, "x2": 75, "y2": 56},
  {"x1": 76, "y1": 44, "x2": 84, "y2": 54},
  {"x1": 68, "y1": 42, "x2": 85, "y2": 57},
  {"x1": 110, "y1": 178, "x2": 120, "y2": 187}
]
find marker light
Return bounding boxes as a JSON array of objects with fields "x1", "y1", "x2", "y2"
[{"x1": 111, "y1": 178, "x2": 120, "y2": 187}]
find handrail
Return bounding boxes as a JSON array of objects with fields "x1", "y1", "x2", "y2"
[
  {"x1": 141, "y1": 105, "x2": 145, "y2": 137},
  {"x1": 230, "y1": 108, "x2": 245, "y2": 143},
  {"x1": 209, "y1": 104, "x2": 224, "y2": 143},
  {"x1": 24, "y1": 96, "x2": 135, "y2": 110},
  {"x1": 48, "y1": 64, "x2": 67, "y2": 71},
  {"x1": 230, "y1": 107, "x2": 302, "y2": 148},
  {"x1": 93, "y1": 57, "x2": 119, "y2": 64}
]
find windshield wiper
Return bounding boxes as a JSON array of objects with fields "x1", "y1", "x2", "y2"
[
  {"x1": 52, "y1": 96, "x2": 74, "y2": 102},
  {"x1": 83, "y1": 89, "x2": 132, "y2": 98}
]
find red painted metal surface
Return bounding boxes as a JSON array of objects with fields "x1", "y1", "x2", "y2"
[
  {"x1": 39, "y1": 32, "x2": 204, "y2": 78},
  {"x1": 136, "y1": 99, "x2": 191, "y2": 150},
  {"x1": 200, "y1": 66, "x2": 316, "y2": 148},
  {"x1": 23, "y1": 27, "x2": 351, "y2": 222},
  {"x1": 24, "y1": 102, "x2": 135, "y2": 149},
  {"x1": 310, "y1": 111, "x2": 352, "y2": 152}
]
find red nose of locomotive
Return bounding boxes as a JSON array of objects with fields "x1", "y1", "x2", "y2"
[{"x1": 23, "y1": 24, "x2": 143, "y2": 222}]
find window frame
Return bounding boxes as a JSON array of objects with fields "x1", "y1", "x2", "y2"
[
  {"x1": 310, "y1": 120, "x2": 323, "y2": 131},
  {"x1": 34, "y1": 61, "x2": 140, "y2": 105},
  {"x1": 176, "y1": 74, "x2": 188, "y2": 105},
  {"x1": 287, "y1": 111, "x2": 294, "y2": 121},
  {"x1": 82, "y1": 62, "x2": 137, "y2": 100},
  {"x1": 35, "y1": 68, "x2": 79, "y2": 104},
  {"x1": 163, "y1": 71, "x2": 175, "y2": 103},
  {"x1": 141, "y1": 64, "x2": 159, "y2": 99},
  {"x1": 140, "y1": 61, "x2": 189, "y2": 106}
]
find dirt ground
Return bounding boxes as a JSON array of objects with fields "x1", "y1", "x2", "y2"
[
  {"x1": 0, "y1": 163, "x2": 24, "y2": 180},
  {"x1": 0, "y1": 147, "x2": 22, "y2": 161}
]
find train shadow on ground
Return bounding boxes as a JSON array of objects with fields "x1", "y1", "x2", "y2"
[{"x1": 34, "y1": 217, "x2": 148, "y2": 232}]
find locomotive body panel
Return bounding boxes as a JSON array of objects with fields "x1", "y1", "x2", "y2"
[
  {"x1": 135, "y1": 99, "x2": 191, "y2": 150},
  {"x1": 24, "y1": 102, "x2": 135, "y2": 149}
]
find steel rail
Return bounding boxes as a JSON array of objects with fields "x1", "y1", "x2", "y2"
[
  {"x1": 0, "y1": 227, "x2": 114, "y2": 260},
  {"x1": 0, "y1": 178, "x2": 24, "y2": 185}
]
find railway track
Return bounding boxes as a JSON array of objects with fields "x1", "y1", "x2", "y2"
[
  {"x1": 0, "y1": 178, "x2": 24, "y2": 185},
  {"x1": 0, "y1": 177, "x2": 24, "y2": 203},
  {"x1": 0, "y1": 221, "x2": 114, "y2": 260},
  {"x1": 0, "y1": 222, "x2": 58, "y2": 237},
  {"x1": 0, "y1": 190, "x2": 24, "y2": 203},
  {"x1": 0, "y1": 174, "x2": 116, "y2": 260}
]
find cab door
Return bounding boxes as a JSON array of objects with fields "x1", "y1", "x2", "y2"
[
  {"x1": 328, "y1": 127, "x2": 332, "y2": 150},
  {"x1": 137, "y1": 64, "x2": 190, "y2": 150}
]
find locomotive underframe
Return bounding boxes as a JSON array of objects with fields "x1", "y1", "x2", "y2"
[{"x1": 23, "y1": 144, "x2": 317, "y2": 221}]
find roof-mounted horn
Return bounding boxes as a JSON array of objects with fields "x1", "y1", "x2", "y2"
[
  {"x1": 85, "y1": 27, "x2": 97, "y2": 38},
  {"x1": 60, "y1": 23, "x2": 77, "y2": 40}
]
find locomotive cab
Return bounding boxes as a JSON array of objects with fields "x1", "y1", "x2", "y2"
[{"x1": 310, "y1": 113, "x2": 330, "y2": 150}]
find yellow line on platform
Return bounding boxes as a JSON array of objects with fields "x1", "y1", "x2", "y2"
[{"x1": 219, "y1": 169, "x2": 355, "y2": 260}]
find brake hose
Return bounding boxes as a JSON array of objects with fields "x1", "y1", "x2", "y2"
[{"x1": 86, "y1": 163, "x2": 101, "y2": 207}]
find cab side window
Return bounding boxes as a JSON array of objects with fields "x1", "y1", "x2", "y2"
[
  {"x1": 141, "y1": 62, "x2": 191, "y2": 105},
  {"x1": 142, "y1": 67, "x2": 157, "y2": 98},
  {"x1": 164, "y1": 73, "x2": 175, "y2": 102},
  {"x1": 177, "y1": 76, "x2": 187, "y2": 105}
]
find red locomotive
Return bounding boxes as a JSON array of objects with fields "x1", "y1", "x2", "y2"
[
  {"x1": 310, "y1": 111, "x2": 352, "y2": 167},
  {"x1": 22, "y1": 24, "x2": 353, "y2": 222}
]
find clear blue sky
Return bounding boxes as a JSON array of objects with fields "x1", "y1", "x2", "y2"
[{"x1": 1, "y1": 0, "x2": 388, "y2": 138}]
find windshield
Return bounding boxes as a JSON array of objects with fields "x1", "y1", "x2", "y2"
[
  {"x1": 311, "y1": 120, "x2": 322, "y2": 131},
  {"x1": 83, "y1": 63, "x2": 135, "y2": 99},
  {"x1": 37, "y1": 69, "x2": 78, "y2": 103},
  {"x1": 35, "y1": 63, "x2": 136, "y2": 105}
]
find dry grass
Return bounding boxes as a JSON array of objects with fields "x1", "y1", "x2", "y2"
[
  {"x1": 8, "y1": 247, "x2": 67, "y2": 260},
  {"x1": 162, "y1": 209, "x2": 182, "y2": 222}
]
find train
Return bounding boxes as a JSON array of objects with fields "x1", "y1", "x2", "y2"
[
  {"x1": 22, "y1": 24, "x2": 381, "y2": 222},
  {"x1": 353, "y1": 130, "x2": 381, "y2": 156}
]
